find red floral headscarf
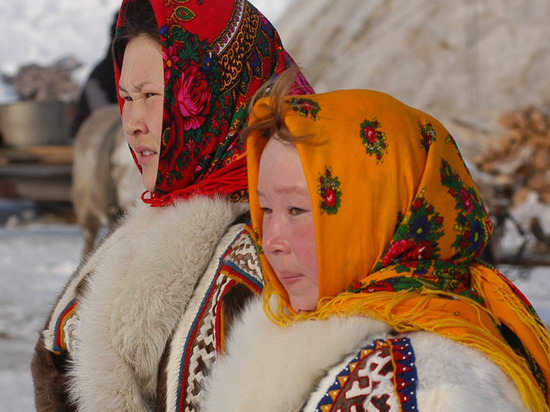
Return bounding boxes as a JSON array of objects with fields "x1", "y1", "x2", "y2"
[{"x1": 115, "y1": 0, "x2": 312, "y2": 206}]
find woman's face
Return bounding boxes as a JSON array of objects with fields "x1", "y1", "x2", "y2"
[
  {"x1": 257, "y1": 137, "x2": 319, "y2": 312},
  {"x1": 119, "y1": 34, "x2": 164, "y2": 191}
]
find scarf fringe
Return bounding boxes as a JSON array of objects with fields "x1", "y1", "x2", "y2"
[
  {"x1": 142, "y1": 155, "x2": 248, "y2": 207},
  {"x1": 471, "y1": 264, "x2": 550, "y2": 359}
]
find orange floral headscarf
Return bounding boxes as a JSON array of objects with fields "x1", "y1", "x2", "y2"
[{"x1": 246, "y1": 89, "x2": 550, "y2": 411}]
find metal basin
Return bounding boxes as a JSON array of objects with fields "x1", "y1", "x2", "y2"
[{"x1": 0, "y1": 100, "x2": 72, "y2": 147}]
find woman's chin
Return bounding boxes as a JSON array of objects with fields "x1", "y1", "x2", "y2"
[
  {"x1": 289, "y1": 299, "x2": 317, "y2": 314},
  {"x1": 143, "y1": 176, "x2": 156, "y2": 192}
]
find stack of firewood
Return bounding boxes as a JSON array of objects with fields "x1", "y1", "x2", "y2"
[
  {"x1": 473, "y1": 105, "x2": 550, "y2": 261},
  {"x1": 476, "y1": 105, "x2": 550, "y2": 207}
]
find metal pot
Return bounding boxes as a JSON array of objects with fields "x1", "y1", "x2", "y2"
[{"x1": 0, "y1": 100, "x2": 72, "y2": 147}]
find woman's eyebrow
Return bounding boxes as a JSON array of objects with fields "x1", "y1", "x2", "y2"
[
  {"x1": 118, "y1": 80, "x2": 152, "y2": 94},
  {"x1": 257, "y1": 185, "x2": 310, "y2": 197}
]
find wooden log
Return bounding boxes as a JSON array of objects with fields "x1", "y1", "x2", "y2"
[
  {"x1": 528, "y1": 172, "x2": 547, "y2": 191},
  {"x1": 0, "y1": 146, "x2": 73, "y2": 165},
  {"x1": 533, "y1": 150, "x2": 548, "y2": 170}
]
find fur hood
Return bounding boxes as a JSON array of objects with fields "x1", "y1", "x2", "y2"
[
  {"x1": 68, "y1": 196, "x2": 248, "y2": 411},
  {"x1": 203, "y1": 297, "x2": 526, "y2": 411}
]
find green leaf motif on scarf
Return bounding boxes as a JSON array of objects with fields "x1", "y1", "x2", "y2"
[
  {"x1": 253, "y1": 227, "x2": 264, "y2": 255},
  {"x1": 440, "y1": 159, "x2": 492, "y2": 261},
  {"x1": 351, "y1": 262, "x2": 483, "y2": 302},
  {"x1": 445, "y1": 133, "x2": 465, "y2": 162},
  {"x1": 174, "y1": 7, "x2": 196, "y2": 23},
  {"x1": 288, "y1": 97, "x2": 321, "y2": 120},
  {"x1": 419, "y1": 121, "x2": 437, "y2": 152}
]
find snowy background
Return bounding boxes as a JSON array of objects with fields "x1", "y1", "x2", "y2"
[
  {"x1": 0, "y1": 0, "x2": 294, "y2": 103},
  {"x1": 1, "y1": 1, "x2": 549, "y2": 411}
]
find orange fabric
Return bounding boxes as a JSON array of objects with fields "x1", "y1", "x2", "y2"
[{"x1": 246, "y1": 89, "x2": 550, "y2": 410}]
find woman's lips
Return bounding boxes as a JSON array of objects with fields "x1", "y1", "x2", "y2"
[
  {"x1": 135, "y1": 146, "x2": 157, "y2": 165},
  {"x1": 277, "y1": 272, "x2": 303, "y2": 286}
]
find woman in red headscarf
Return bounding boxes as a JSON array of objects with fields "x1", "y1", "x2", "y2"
[{"x1": 31, "y1": 1, "x2": 312, "y2": 410}]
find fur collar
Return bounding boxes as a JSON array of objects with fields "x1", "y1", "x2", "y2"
[
  {"x1": 68, "y1": 196, "x2": 248, "y2": 411},
  {"x1": 202, "y1": 298, "x2": 393, "y2": 411}
]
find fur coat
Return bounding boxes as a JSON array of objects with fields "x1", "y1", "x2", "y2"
[
  {"x1": 202, "y1": 298, "x2": 528, "y2": 412},
  {"x1": 31, "y1": 196, "x2": 262, "y2": 411}
]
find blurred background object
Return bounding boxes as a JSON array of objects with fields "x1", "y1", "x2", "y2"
[
  {"x1": 71, "y1": 104, "x2": 142, "y2": 257},
  {"x1": 0, "y1": 100, "x2": 72, "y2": 147},
  {"x1": 70, "y1": 12, "x2": 119, "y2": 137}
]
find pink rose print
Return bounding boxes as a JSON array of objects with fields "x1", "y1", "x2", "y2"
[
  {"x1": 175, "y1": 62, "x2": 212, "y2": 130},
  {"x1": 460, "y1": 188, "x2": 474, "y2": 213}
]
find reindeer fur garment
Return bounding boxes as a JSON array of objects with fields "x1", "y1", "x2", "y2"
[
  {"x1": 203, "y1": 298, "x2": 526, "y2": 412},
  {"x1": 67, "y1": 195, "x2": 248, "y2": 411}
]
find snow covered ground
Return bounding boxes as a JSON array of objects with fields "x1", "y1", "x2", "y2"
[
  {"x1": 1, "y1": 199, "x2": 549, "y2": 411},
  {"x1": 0, "y1": 201, "x2": 83, "y2": 410}
]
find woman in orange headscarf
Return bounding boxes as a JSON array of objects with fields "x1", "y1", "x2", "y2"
[
  {"x1": 31, "y1": 1, "x2": 312, "y2": 410},
  {"x1": 203, "y1": 70, "x2": 550, "y2": 411}
]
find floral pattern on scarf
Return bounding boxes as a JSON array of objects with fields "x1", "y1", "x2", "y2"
[{"x1": 246, "y1": 89, "x2": 550, "y2": 410}]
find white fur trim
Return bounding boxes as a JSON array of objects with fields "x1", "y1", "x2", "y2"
[
  {"x1": 164, "y1": 222, "x2": 247, "y2": 411},
  {"x1": 42, "y1": 224, "x2": 128, "y2": 354},
  {"x1": 202, "y1": 298, "x2": 392, "y2": 412},
  {"x1": 68, "y1": 196, "x2": 247, "y2": 411},
  {"x1": 411, "y1": 331, "x2": 525, "y2": 411}
]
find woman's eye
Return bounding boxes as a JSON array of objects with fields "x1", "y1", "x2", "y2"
[
  {"x1": 289, "y1": 207, "x2": 306, "y2": 216},
  {"x1": 122, "y1": 95, "x2": 132, "y2": 102},
  {"x1": 260, "y1": 207, "x2": 272, "y2": 214}
]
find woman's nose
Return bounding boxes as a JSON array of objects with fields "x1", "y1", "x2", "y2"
[
  {"x1": 262, "y1": 215, "x2": 289, "y2": 255},
  {"x1": 122, "y1": 102, "x2": 147, "y2": 138}
]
